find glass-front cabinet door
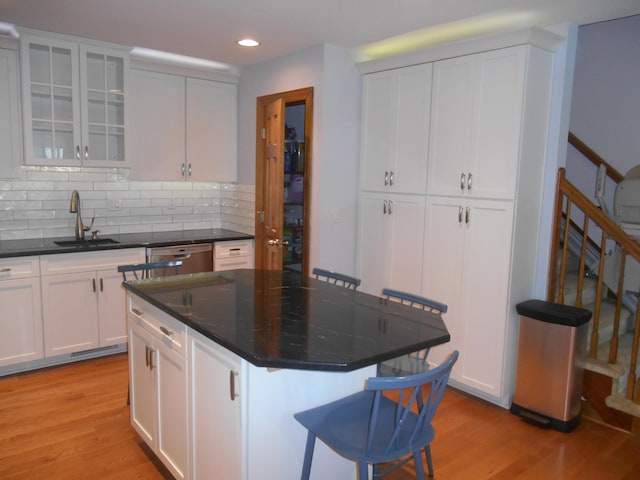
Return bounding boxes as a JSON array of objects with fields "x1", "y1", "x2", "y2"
[
  {"x1": 20, "y1": 33, "x2": 129, "y2": 167},
  {"x1": 22, "y1": 36, "x2": 81, "y2": 165},
  {"x1": 80, "y1": 47, "x2": 126, "y2": 165}
]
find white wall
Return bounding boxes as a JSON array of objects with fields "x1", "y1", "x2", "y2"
[
  {"x1": 566, "y1": 15, "x2": 640, "y2": 203},
  {"x1": 237, "y1": 44, "x2": 362, "y2": 275}
]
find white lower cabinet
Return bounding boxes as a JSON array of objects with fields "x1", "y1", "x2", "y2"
[
  {"x1": 128, "y1": 291, "x2": 372, "y2": 480},
  {"x1": 128, "y1": 295, "x2": 188, "y2": 480},
  {"x1": 356, "y1": 192, "x2": 426, "y2": 296},
  {"x1": 0, "y1": 257, "x2": 43, "y2": 367},
  {"x1": 214, "y1": 239, "x2": 254, "y2": 271},
  {"x1": 188, "y1": 329, "x2": 242, "y2": 479},
  {"x1": 422, "y1": 196, "x2": 514, "y2": 401},
  {"x1": 40, "y1": 249, "x2": 145, "y2": 356}
]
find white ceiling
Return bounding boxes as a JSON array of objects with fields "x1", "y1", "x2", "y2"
[{"x1": 1, "y1": 0, "x2": 639, "y2": 70}]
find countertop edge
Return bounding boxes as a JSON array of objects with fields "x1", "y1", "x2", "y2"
[{"x1": 0, "y1": 229, "x2": 254, "y2": 258}]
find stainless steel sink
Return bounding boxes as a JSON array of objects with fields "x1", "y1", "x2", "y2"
[{"x1": 54, "y1": 238, "x2": 119, "y2": 247}]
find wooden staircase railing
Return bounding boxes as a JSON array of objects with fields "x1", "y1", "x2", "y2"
[
  {"x1": 568, "y1": 131, "x2": 624, "y2": 183},
  {"x1": 548, "y1": 167, "x2": 640, "y2": 404}
]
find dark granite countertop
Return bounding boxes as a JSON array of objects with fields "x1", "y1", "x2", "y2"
[
  {"x1": 0, "y1": 229, "x2": 253, "y2": 258},
  {"x1": 123, "y1": 269, "x2": 450, "y2": 372}
]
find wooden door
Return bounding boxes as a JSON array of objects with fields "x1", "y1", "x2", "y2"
[
  {"x1": 255, "y1": 87, "x2": 313, "y2": 274},
  {"x1": 255, "y1": 98, "x2": 285, "y2": 270}
]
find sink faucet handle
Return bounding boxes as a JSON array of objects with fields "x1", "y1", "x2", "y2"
[
  {"x1": 91, "y1": 229, "x2": 101, "y2": 241},
  {"x1": 84, "y1": 217, "x2": 95, "y2": 232}
]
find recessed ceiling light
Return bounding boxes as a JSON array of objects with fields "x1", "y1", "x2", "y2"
[{"x1": 237, "y1": 39, "x2": 260, "y2": 47}]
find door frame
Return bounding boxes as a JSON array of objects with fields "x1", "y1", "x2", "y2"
[{"x1": 255, "y1": 87, "x2": 313, "y2": 277}]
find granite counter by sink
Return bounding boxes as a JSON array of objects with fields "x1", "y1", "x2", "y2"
[
  {"x1": 0, "y1": 229, "x2": 253, "y2": 258},
  {"x1": 123, "y1": 269, "x2": 450, "y2": 372}
]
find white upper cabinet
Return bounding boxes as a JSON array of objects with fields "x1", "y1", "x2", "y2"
[
  {"x1": 427, "y1": 47, "x2": 526, "y2": 200},
  {"x1": 129, "y1": 69, "x2": 186, "y2": 180},
  {"x1": 130, "y1": 70, "x2": 237, "y2": 182},
  {"x1": 0, "y1": 44, "x2": 22, "y2": 178},
  {"x1": 20, "y1": 33, "x2": 129, "y2": 167},
  {"x1": 186, "y1": 77, "x2": 237, "y2": 182},
  {"x1": 360, "y1": 63, "x2": 432, "y2": 194}
]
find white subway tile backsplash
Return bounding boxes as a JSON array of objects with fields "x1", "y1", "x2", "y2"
[
  {"x1": 162, "y1": 181, "x2": 193, "y2": 191},
  {"x1": 52, "y1": 181, "x2": 94, "y2": 191},
  {"x1": 0, "y1": 220, "x2": 29, "y2": 230},
  {"x1": 0, "y1": 166, "x2": 255, "y2": 240}
]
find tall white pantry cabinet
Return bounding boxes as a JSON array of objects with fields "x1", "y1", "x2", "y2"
[{"x1": 357, "y1": 30, "x2": 559, "y2": 406}]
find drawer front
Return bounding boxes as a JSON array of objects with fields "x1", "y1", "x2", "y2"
[
  {"x1": 128, "y1": 294, "x2": 186, "y2": 356},
  {"x1": 0, "y1": 257, "x2": 40, "y2": 280},
  {"x1": 215, "y1": 256, "x2": 253, "y2": 272},
  {"x1": 214, "y1": 240, "x2": 253, "y2": 259},
  {"x1": 40, "y1": 248, "x2": 145, "y2": 275}
]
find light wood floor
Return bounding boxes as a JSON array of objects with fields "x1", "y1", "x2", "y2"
[{"x1": 1, "y1": 354, "x2": 639, "y2": 479}]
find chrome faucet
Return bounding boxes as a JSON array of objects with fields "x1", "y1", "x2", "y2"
[{"x1": 69, "y1": 190, "x2": 94, "y2": 240}]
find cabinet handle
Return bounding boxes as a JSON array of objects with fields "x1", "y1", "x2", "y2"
[
  {"x1": 148, "y1": 347, "x2": 155, "y2": 370},
  {"x1": 465, "y1": 206, "x2": 470, "y2": 224},
  {"x1": 145, "y1": 345, "x2": 150, "y2": 367},
  {"x1": 181, "y1": 163, "x2": 186, "y2": 177},
  {"x1": 0, "y1": 267, "x2": 11, "y2": 273},
  {"x1": 460, "y1": 172, "x2": 466, "y2": 191},
  {"x1": 467, "y1": 172, "x2": 472, "y2": 190},
  {"x1": 188, "y1": 163, "x2": 192, "y2": 178},
  {"x1": 159, "y1": 326, "x2": 174, "y2": 337},
  {"x1": 132, "y1": 308, "x2": 144, "y2": 316},
  {"x1": 84, "y1": 145, "x2": 89, "y2": 161},
  {"x1": 76, "y1": 145, "x2": 81, "y2": 161},
  {"x1": 229, "y1": 370, "x2": 239, "y2": 401},
  {"x1": 383, "y1": 200, "x2": 387, "y2": 215},
  {"x1": 388, "y1": 200, "x2": 393, "y2": 215},
  {"x1": 92, "y1": 278, "x2": 96, "y2": 293},
  {"x1": 458, "y1": 206, "x2": 463, "y2": 223},
  {"x1": 384, "y1": 171, "x2": 389, "y2": 186},
  {"x1": 99, "y1": 278, "x2": 104, "y2": 292},
  {"x1": 389, "y1": 171, "x2": 394, "y2": 186}
]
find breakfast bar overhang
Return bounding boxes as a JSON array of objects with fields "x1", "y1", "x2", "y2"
[{"x1": 123, "y1": 269, "x2": 450, "y2": 479}]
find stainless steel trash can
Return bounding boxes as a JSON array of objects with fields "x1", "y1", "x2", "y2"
[{"x1": 510, "y1": 300, "x2": 591, "y2": 432}]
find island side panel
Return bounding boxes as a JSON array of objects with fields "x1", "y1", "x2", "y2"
[{"x1": 245, "y1": 363, "x2": 376, "y2": 480}]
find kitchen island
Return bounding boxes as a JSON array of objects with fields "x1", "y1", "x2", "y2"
[{"x1": 123, "y1": 269, "x2": 450, "y2": 480}]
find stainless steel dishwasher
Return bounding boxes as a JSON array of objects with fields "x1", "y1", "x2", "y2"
[{"x1": 146, "y1": 243, "x2": 213, "y2": 275}]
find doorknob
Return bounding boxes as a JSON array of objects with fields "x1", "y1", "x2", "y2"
[{"x1": 267, "y1": 239, "x2": 289, "y2": 248}]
